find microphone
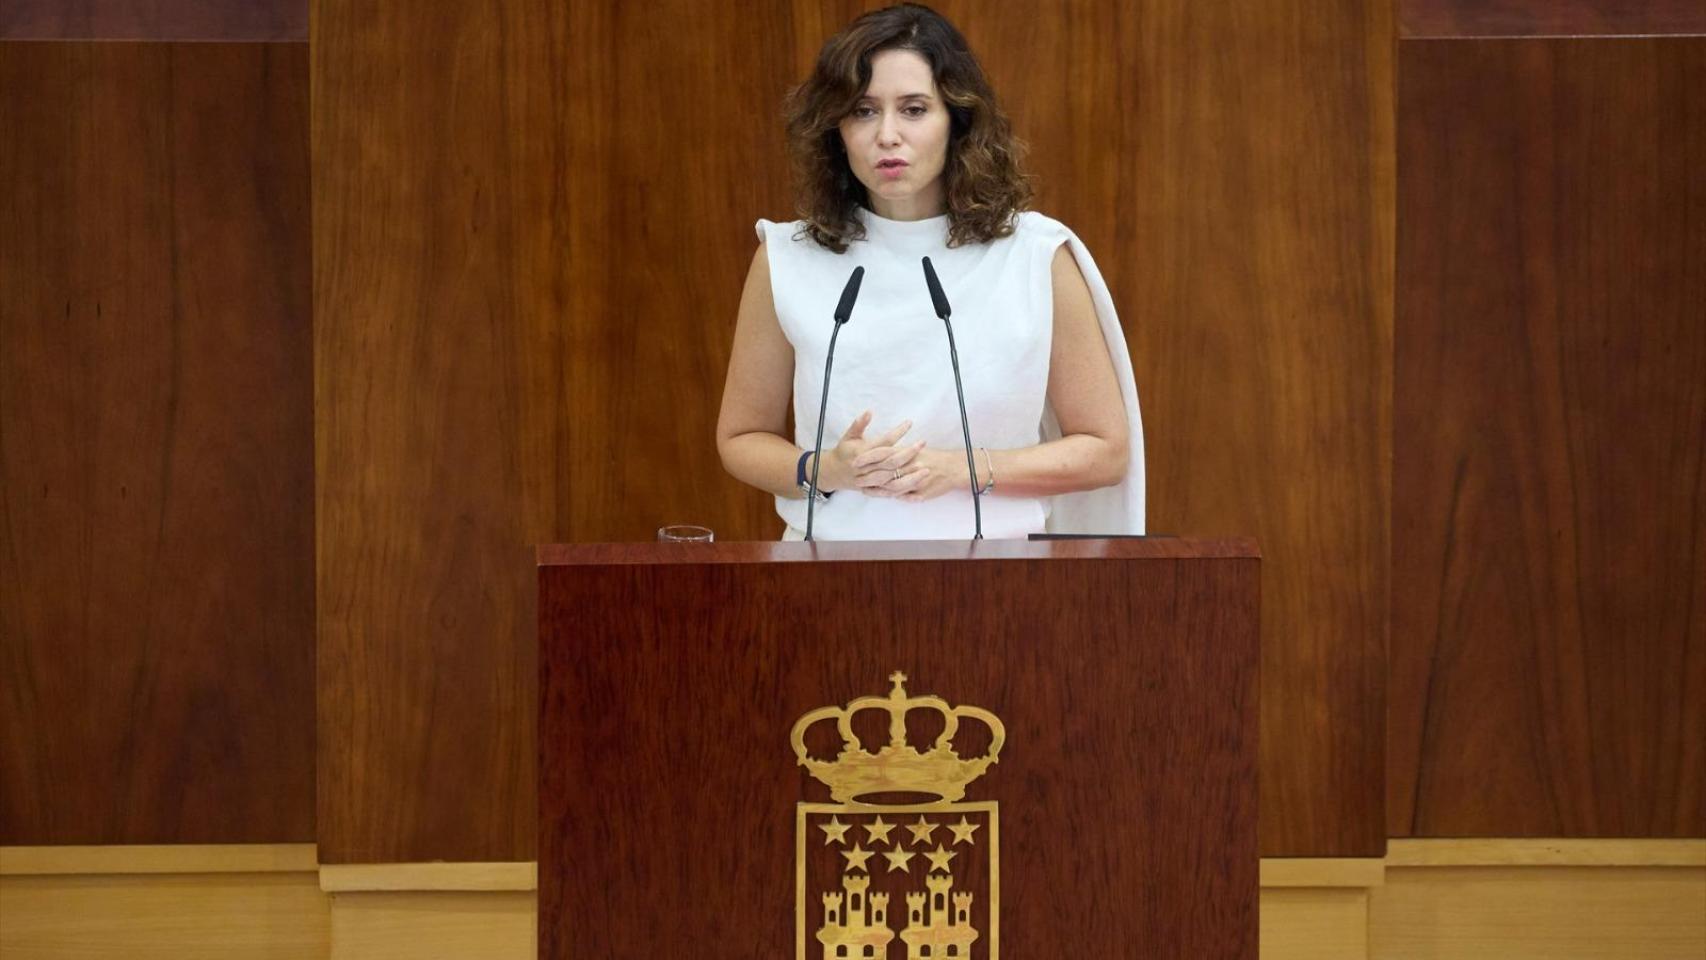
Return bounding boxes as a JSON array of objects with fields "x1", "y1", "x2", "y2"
[
  {"x1": 920, "y1": 256, "x2": 983, "y2": 540},
  {"x1": 806, "y1": 265, "x2": 865, "y2": 541}
]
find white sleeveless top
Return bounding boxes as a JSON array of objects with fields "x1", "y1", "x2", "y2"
[{"x1": 758, "y1": 208, "x2": 1145, "y2": 541}]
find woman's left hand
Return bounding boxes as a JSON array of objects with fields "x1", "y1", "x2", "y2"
[{"x1": 890, "y1": 446, "x2": 974, "y2": 502}]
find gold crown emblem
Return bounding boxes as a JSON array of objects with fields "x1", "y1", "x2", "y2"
[{"x1": 789, "y1": 672, "x2": 1006, "y2": 804}]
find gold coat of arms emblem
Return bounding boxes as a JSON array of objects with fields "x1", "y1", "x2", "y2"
[{"x1": 791, "y1": 672, "x2": 1005, "y2": 960}]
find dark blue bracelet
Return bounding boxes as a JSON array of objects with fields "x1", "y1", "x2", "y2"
[{"x1": 796, "y1": 450, "x2": 833, "y2": 500}]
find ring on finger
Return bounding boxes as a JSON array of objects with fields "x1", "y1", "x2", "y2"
[{"x1": 892, "y1": 468, "x2": 901, "y2": 482}]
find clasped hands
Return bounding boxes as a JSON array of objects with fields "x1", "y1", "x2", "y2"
[{"x1": 811, "y1": 410, "x2": 970, "y2": 502}]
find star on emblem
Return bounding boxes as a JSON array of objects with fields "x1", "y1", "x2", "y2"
[
  {"x1": 863, "y1": 816, "x2": 897, "y2": 846},
  {"x1": 841, "y1": 844, "x2": 876, "y2": 873},
  {"x1": 924, "y1": 844, "x2": 957, "y2": 873},
  {"x1": 882, "y1": 848, "x2": 916, "y2": 873},
  {"x1": 905, "y1": 816, "x2": 937, "y2": 846},
  {"x1": 819, "y1": 816, "x2": 851, "y2": 846},
  {"x1": 948, "y1": 815, "x2": 980, "y2": 846}
]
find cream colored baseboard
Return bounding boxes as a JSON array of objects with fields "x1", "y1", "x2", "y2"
[
  {"x1": 1372, "y1": 841, "x2": 1706, "y2": 960},
  {"x1": 1259, "y1": 856, "x2": 1384, "y2": 960},
  {"x1": 1262, "y1": 888, "x2": 1371, "y2": 960},
  {"x1": 329, "y1": 890, "x2": 535, "y2": 960},
  {"x1": 319, "y1": 861, "x2": 537, "y2": 892},
  {"x1": 318, "y1": 858, "x2": 537, "y2": 960},
  {"x1": 3, "y1": 841, "x2": 1701, "y2": 959},
  {"x1": 0, "y1": 845, "x2": 327, "y2": 960}
]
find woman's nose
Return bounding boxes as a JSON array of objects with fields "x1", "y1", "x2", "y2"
[{"x1": 877, "y1": 112, "x2": 901, "y2": 146}]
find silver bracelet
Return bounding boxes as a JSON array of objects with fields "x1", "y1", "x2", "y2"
[{"x1": 977, "y1": 447, "x2": 996, "y2": 495}]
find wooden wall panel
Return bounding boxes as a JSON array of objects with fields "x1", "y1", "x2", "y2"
[
  {"x1": 313, "y1": 2, "x2": 562, "y2": 864},
  {"x1": 1390, "y1": 38, "x2": 1706, "y2": 838},
  {"x1": 317, "y1": 0, "x2": 1389, "y2": 862},
  {"x1": 0, "y1": 41, "x2": 315, "y2": 843},
  {"x1": 1401, "y1": 0, "x2": 1706, "y2": 38},
  {"x1": 560, "y1": 3, "x2": 804, "y2": 543},
  {"x1": 313, "y1": 0, "x2": 794, "y2": 863},
  {"x1": 943, "y1": 1, "x2": 1394, "y2": 855},
  {"x1": 0, "y1": 0, "x2": 305, "y2": 41}
]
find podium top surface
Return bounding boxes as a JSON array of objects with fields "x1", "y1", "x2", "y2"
[{"x1": 537, "y1": 535, "x2": 1258, "y2": 567}]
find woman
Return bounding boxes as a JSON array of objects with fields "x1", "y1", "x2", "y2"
[{"x1": 717, "y1": 3, "x2": 1144, "y2": 540}]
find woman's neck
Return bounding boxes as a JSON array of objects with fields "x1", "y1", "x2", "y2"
[{"x1": 866, "y1": 186, "x2": 946, "y2": 222}]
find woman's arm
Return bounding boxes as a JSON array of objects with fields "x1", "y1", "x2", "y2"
[
  {"x1": 716, "y1": 243, "x2": 930, "y2": 499},
  {"x1": 902, "y1": 244, "x2": 1129, "y2": 500},
  {"x1": 716, "y1": 244, "x2": 805, "y2": 498}
]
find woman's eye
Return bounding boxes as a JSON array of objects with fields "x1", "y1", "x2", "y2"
[
  {"x1": 851, "y1": 106, "x2": 876, "y2": 119},
  {"x1": 904, "y1": 105, "x2": 927, "y2": 117}
]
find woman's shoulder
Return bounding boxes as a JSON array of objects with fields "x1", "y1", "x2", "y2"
[
  {"x1": 754, "y1": 217, "x2": 815, "y2": 247},
  {"x1": 1012, "y1": 210, "x2": 1075, "y2": 247}
]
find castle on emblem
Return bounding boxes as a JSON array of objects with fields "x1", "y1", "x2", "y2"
[
  {"x1": 817, "y1": 874, "x2": 894, "y2": 958},
  {"x1": 900, "y1": 874, "x2": 978, "y2": 958}
]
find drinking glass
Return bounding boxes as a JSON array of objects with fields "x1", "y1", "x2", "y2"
[{"x1": 657, "y1": 524, "x2": 714, "y2": 543}]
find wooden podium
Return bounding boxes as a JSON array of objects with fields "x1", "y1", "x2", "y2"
[{"x1": 539, "y1": 538, "x2": 1258, "y2": 959}]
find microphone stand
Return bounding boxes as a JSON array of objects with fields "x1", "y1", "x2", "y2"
[
  {"x1": 804, "y1": 324, "x2": 844, "y2": 542},
  {"x1": 921, "y1": 256, "x2": 983, "y2": 540},
  {"x1": 806, "y1": 266, "x2": 864, "y2": 541}
]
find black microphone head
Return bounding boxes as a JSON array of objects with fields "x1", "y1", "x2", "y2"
[
  {"x1": 921, "y1": 256, "x2": 951, "y2": 319},
  {"x1": 833, "y1": 265, "x2": 865, "y2": 324}
]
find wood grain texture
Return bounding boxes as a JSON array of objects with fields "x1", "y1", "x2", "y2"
[
  {"x1": 1260, "y1": 889, "x2": 1370, "y2": 960},
  {"x1": 813, "y1": 0, "x2": 1393, "y2": 857},
  {"x1": 0, "y1": 871, "x2": 330, "y2": 960},
  {"x1": 1401, "y1": 0, "x2": 1706, "y2": 38},
  {"x1": 539, "y1": 540, "x2": 1259, "y2": 958},
  {"x1": 311, "y1": 0, "x2": 826, "y2": 865},
  {"x1": 318, "y1": 0, "x2": 1387, "y2": 864},
  {"x1": 0, "y1": 0, "x2": 305, "y2": 40},
  {"x1": 1390, "y1": 37, "x2": 1706, "y2": 839},
  {"x1": 319, "y1": 862, "x2": 537, "y2": 892},
  {"x1": 1, "y1": 844, "x2": 318, "y2": 875},
  {"x1": 537, "y1": 534, "x2": 1259, "y2": 567},
  {"x1": 329, "y1": 891, "x2": 535, "y2": 960},
  {"x1": 561, "y1": 2, "x2": 804, "y2": 544},
  {"x1": 310, "y1": 0, "x2": 569, "y2": 863},
  {"x1": 0, "y1": 41, "x2": 314, "y2": 845},
  {"x1": 1371, "y1": 864, "x2": 1706, "y2": 959},
  {"x1": 937, "y1": 0, "x2": 1394, "y2": 857},
  {"x1": 1387, "y1": 839, "x2": 1706, "y2": 867}
]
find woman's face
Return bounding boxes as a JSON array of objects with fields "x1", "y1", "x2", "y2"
[{"x1": 838, "y1": 49, "x2": 951, "y2": 221}]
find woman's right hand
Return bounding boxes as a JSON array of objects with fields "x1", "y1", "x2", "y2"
[{"x1": 817, "y1": 410, "x2": 929, "y2": 495}]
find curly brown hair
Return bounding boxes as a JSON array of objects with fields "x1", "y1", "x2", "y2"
[{"x1": 783, "y1": 3, "x2": 1033, "y2": 253}]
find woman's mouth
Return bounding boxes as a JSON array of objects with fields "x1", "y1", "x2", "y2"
[{"x1": 877, "y1": 159, "x2": 908, "y2": 180}]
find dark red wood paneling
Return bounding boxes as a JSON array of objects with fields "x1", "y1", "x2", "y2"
[
  {"x1": 540, "y1": 540, "x2": 1258, "y2": 959},
  {"x1": 1391, "y1": 36, "x2": 1706, "y2": 838},
  {"x1": 1402, "y1": 0, "x2": 1706, "y2": 38},
  {"x1": 0, "y1": 41, "x2": 314, "y2": 844},
  {"x1": 0, "y1": 0, "x2": 305, "y2": 40}
]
